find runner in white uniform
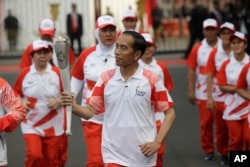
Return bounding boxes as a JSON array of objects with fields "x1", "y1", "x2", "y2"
[
  {"x1": 206, "y1": 22, "x2": 235, "y2": 165},
  {"x1": 13, "y1": 39, "x2": 65, "y2": 167},
  {"x1": 217, "y1": 31, "x2": 250, "y2": 152},
  {"x1": 61, "y1": 30, "x2": 176, "y2": 167}
]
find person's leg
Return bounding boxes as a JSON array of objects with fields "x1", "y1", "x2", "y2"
[
  {"x1": 0, "y1": 134, "x2": 7, "y2": 167},
  {"x1": 82, "y1": 121, "x2": 104, "y2": 167},
  {"x1": 42, "y1": 136, "x2": 61, "y2": 167},
  {"x1": 226, "y1": 120, "x2": 244, "y2": 151},
  {"x1": 23, "y1": 134, "x2": 43, "y2": 167},
  {"x1": 183, "y1": 31, "x2": 196, "y2": 58},
  {"x1": 197, "y1": 100, "x2": 214, "y2": 159},
  {"x1": 214, "y1": 101, "x2": 229, "y2": 165},
  {"x1": 58, "y1": 134, "x2": 68, "y2": 167},
  {"x1": 77, "y1": 36, "x2": 82, "y2": 54}
]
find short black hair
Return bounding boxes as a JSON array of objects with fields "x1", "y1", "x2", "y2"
[{"x1": 122, "y1": 30, "x2": 147, "y2": 56}]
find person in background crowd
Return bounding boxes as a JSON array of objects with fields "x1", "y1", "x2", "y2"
[
  {"x1": 19, "y1": 18, "x2": 76, "y2": 70},
  {"x1": 217, "y1": 31, "x2": 250, "y2": 152},
  {"x1": 187, "y1": 18, "x2": 220, "y2": 161},
  {"x1": 183, "y1": 0, "x2": 208, "y2": 59},
  {"x1": 234, "y1": 0, "x2": 250, "y2": 55},
  {"x1": 66, "y1": 3, "x2": 83, "y2": 55},
  {"x1": 206, "y1": 22, "x2": 235, "y2": 165},
  {"x1": 70, "y1": 15, "x2": 117, "y2": 166},
  {"x1": 13, "y1": 39, "x2": 66, "y2": 167},
  {"x1": 208, "y1": 0, "x2": 225, "y2": 26},
  {"x1": 61, "y1": 30, "x2": 176, "y2": 167},
  {"x1": 139, "y1": 33, "x2": 174, "y2": 167},
  {"x1": 117, "y1": 9, "x2": 141, "y2": 38},
  {"x1": 151, "y1": 3, "x2": 164, "y2": 42},
  {"x1": 4, "y1": 9, "x2": 19, "y2": 51},
  {"x1": 0, "y1": 77, "x2": 26, "y2": 167}
]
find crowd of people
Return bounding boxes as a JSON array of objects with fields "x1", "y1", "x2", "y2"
[
  {"x1": 1, "y1": 1, "x2": 250, "y2": 167},
  {"x1": 1, "y1": 4, "x2": 177, "y2": 167},
  {"x1": 186, "y1": 17, "x2": 250, "y2": 166}
]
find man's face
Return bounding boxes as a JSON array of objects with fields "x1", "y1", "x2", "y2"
[
  {"x1": 203, "y1": 27, "x2": 219, "y2": 42},
  {"x1": 115, "y1": 34, "x2": 140, "y2": 67}
]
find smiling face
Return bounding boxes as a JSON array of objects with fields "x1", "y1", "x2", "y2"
[
  {"x1": 99, "y1": 25, "x2": 116, "y2": 46},
  {"x1": 230, "y1": 37, "x2": 247, "y2": 55}
]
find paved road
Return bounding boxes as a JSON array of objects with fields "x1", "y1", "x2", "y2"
[{"x1": 0, "y1": 57, "x2": 225, "y2": 167}]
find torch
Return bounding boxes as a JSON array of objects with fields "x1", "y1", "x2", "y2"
[{"x1": 54, "y1": 36, "x2": 72, "y2": 136}]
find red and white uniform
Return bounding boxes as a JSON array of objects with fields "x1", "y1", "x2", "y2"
[
  {"x1": 139, "y1": 58, "x2": 173, "y2": 122},
  {"x1": 187, "y1": 38, "x2": 220, "y2": 154},
  {"x1": 217, "y1": 55, "x2": 250, "y2": 120},
  {"x1": 13, "y1": 64, "x2": 64, "y2": 136},
  {"x1": 0, "y1": 78, "x2": 26, "y2": 166},
  {"x1": 236, "y1": 62, "x2": 250, "y2": 122},
  {"x1": 207, "y1": 44, "x2": 232, "y2": 101},
  {"x1": 187, "y1": 38, "x2": 221, "y2": 100},
  {"x1": 19, "y1": 42, "x2": 75, "y2": 68},
  {"x1": 71, "y1": 45, "x2": 116, "y2": 123},
  {"x1": 88, "y1": 65, "x2": 174, "y2": 166}
]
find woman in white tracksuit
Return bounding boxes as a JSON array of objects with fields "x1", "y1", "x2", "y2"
[{"x1": 70, "y1": 15, "x2": 117, "y2": 166}]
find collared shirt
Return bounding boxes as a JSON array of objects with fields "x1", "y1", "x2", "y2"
[
  {"x1": 217, "y1": 54, "x2": 250, "y2": 120},
  {"x1": 13, "y1": 64, "x2": 64, "y2": 136},
  {"x1": 88, "y1": 65, "x2": 174, "y2": 166},
  {"x1": 206, "y1": 44, "x2": 232, "y2": 101},
  {"x1": 187, "y1": 38, "x2": 221, "y2": 100}
]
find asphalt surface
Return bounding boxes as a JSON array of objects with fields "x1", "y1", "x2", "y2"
[{"x1": 0, "y1": 56, "x2": 226, "y2": 167}]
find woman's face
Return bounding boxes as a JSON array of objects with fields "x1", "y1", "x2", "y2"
[
  {"x1": 141, "y1": 44, "x2": 156, "y2": 61},
  {"x1": 219, "y1": 29, "x2": 234, "y2": 45},
  {"x1": 230, "y1": 38, "x2": 247, "y2": 55},
  {"x1": 33, "y1": 48, "x2": 52, "y2": 68},
  {"x1": 99, "y1": 25, "x2": 116, "y2": 46}
]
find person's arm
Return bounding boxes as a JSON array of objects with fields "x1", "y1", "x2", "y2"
[
  {"x1": 0, "y1": 79, "x2": 26, "y2": 132},
  {"x1": 236, "y1": 89, "x2": 250, "y2": 101},
  {"x1": 187, "y1": 67, "x2": 196, "y2": 105},
  {"x1": 139, "y1": 107, "x2": 176, "y2": 157},
  {"x1": 206, "y1": 72, "x2": 215, "y2": 111},
  {"x1": 61, "y1": 92, "x2": 95, "y2": 120}
]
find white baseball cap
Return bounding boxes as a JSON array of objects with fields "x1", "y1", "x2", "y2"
[
  {"x1": 141, "y1": 33, "x2": 155, "y2": 45},
  {"x1": 39, "y1": 18, "x2": 56, "y2": 36},
  {"x1": 122, "y1": 9, "x2": 137, "y2": 20},
  {"x1": 220, "y1": 22, "x2": 235, "y2": 32},
  {"x1": 203, "y1": 18, "x2": 218, "y2": 29},
  {"x1": 96, "y1": 15, "x2": 116, "y2": 29},
  {"x1": 230, "y1": 31, "x2": 247, "y2": 43},
  {"x1": 32, "y1": 39, "x2": 52, "y2": 53}
]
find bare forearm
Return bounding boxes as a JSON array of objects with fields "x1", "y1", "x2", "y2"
[
  {"x1": 154, "y1": 108, "x2": 176, "y2": 144},
  {"x1": 236, "y1": 89, "x2": 250, "y2": 101},
  {"x1": 72, "y1": 103, "x2": 95, "y2": 120}
]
